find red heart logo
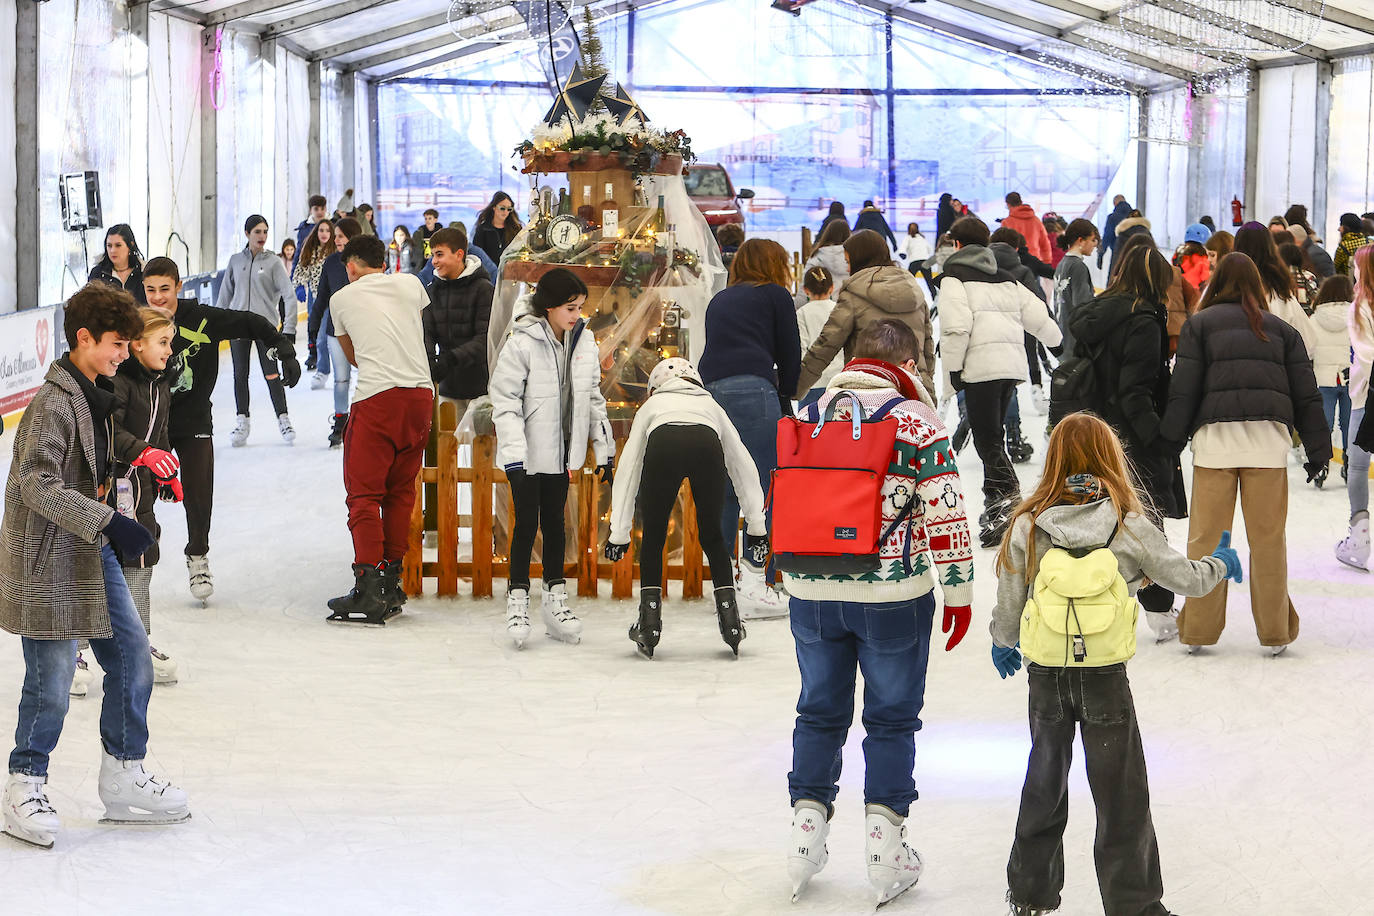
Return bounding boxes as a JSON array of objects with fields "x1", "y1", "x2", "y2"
[{"x1": 36, "y1": 318, "x2": 50, "y2": 364}]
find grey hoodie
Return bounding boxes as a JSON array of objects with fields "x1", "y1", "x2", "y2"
[{"x1": 991, "y1": 498, "x2": 1227, "y2": 649}]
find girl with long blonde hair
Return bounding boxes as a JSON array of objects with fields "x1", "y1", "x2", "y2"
[
  {"x1": 1337, "y1": 246, "x2": 1374, "y2": 569},
  {"x1": 991, "y1": 413, "x2": 1238, "y2": 916}
]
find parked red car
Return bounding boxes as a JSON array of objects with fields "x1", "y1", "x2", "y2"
[{"x1": 685, "y1": 163, "x2": 754, "y2": 233}]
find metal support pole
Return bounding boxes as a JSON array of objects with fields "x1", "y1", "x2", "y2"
[
  {"x1": 16, "y1": 1, "x2": 39, "y2": 309},
  {"x1": 1313, "y1": 60, "x2": 1333, "y2": 238},
  {"x1": 885, "y1": 12, "x2": 897, "y2": 210},
  {"x1": 308, "y1": 62, "x2": 322, "y2": 196},
  {"x1": 626, "y1": 6, "x2": 636, "y2": 89},
  {"x1": 1136, "y1": 93, "x2": 1149, "y2": 210},
  {"x1": 368, "y1": 79, "x2": 381, "y2": 207},
  {"x1": 341, "y1": 73, "x2": 357, "y2": 201},
  {"x1": 1244, "y1": 69, "x2": 1261, "y2": 226},
  {"x1": 129, "y1": 2, "x2": 151, "y2": 256},
  {"x1": 200, "y1": 27, "x2": 219, "y2": 274}
]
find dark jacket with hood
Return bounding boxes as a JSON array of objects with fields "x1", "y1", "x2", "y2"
[
  {"x1": 1069, "y1": 292, "x2": 1186, "y2": 517},
  {"x1": 309, "y1": 251, "x2": 350, "y2": 341},
  {"x1": 1108, "y1": 216, "x2": 1153, "y2": 276},
  {"x1": 167, "y1": 297, "x2": 290, "y2": 440},
  {"x1": 88, "y1": 263, "x2": 147, "y2": 305},
  {"x1": 110, "y1": 356, "x2": 170, "y2": 567},
  {"x1": 990, "y1": 242, "x2": 1047, "y2": 303},
  {"x1": 1099, "y1": 200, "x2": 1133, "y2": 266},
  {"x1": 853, "y1": 207, "x2": 899, "y2": 250},
  {"x1": 472, "y1": 219, "x2": 514, "y2": 266},
  {"x1": 1160, "y1": 302, "x2": 1330, "y2": 468},
  {"x1": 936, "y1": 194, "x2": 958, "y2": 240},
  {"x1": 423, "y1": 255, "x2": 494, "y2": 400},
  {"x1": 794, "y1": 264, "x2": 935, "y2": 396}
]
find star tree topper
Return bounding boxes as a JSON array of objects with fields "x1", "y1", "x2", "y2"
[
  {"x1": 543, "y1": 64, "x2": 608, "y2": 127},
  {"x1": 602, "y1": 82, "x2": 648, "y2": 126}
]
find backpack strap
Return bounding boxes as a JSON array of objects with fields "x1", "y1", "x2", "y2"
[{"x1": 868, "y1": 395, "x2": 907, "y2": 421}]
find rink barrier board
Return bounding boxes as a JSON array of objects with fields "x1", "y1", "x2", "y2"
[{"x1": 403, "y1": 402, "x2": 718, "y2": 601}]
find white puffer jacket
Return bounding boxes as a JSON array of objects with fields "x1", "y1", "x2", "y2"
[
  {"x1": 490, "y1": 313, "x2": 614, "y2": 474},
  {"x1": 1311, "y1": 300, "x2": 1353, "y2": 388},
  {"x1": 1351, "y1": 302, "x2": 1374, "y2": 406},
  {"x1": 608, "y1": 376, "x2": 765, "y2": 544},
  {"x1": 1268, "y1": 294, "x2": 1317, "y2": 361},
  {"x1": 936, "y1": 245, "x2": 1062, "y2": 384}
]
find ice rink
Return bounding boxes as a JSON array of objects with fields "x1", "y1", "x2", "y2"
[{"x1": 1, "y1": 349, "x2": 1372, "y2": 915}]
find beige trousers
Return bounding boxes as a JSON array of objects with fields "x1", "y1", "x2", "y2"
[{"x1": 1178, "y1": 466, "x2": 1300, "y2": 647}]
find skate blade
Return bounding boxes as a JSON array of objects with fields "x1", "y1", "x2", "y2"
[
  {"x1": 100, "y1": 811, "x2": 191, "y2": 826},
  {"x1": 874, "y1": 877, "x2": 919, "y2": 909},
  {"x1": 3, "y1": 826, "x2": 54, "y2": 849},
  {"x1": 325, "y1": 616, "x2": 387, "y2": 628},
  {"x1": 153, "y1": 679, "x2": 179, "y2": 687},
  {"x1": 634, "y1": 644, "x2": 655, "y2": 659},
  {"x1": 545, "y1": 631, "x2": 581, "y2": 645}
]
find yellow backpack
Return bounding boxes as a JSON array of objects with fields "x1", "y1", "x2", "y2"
[{"x1": 1020, "y1": 525, "x2": 1138, "y2": 667}]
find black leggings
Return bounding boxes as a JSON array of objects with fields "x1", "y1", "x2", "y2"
[
  {"x1": 965, "y1": 379, "x2": 1020, "y2": 512},
  {"x1": 638, "y1": 425, "x2": 734, "y2": 591},
  {"x1": 170, "y1": 434, "x2": 214, "y2": 556},
  {"x1": 230, "y1": 338, "x2": 288, "y2": 417},
  {"x1": 509, "y1": 472, "x2": 570, "y2": 589}
]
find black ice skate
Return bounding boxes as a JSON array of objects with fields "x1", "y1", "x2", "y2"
[
  {"x1": 979, "y1": 507, "x2": 1013, "y2": 549},
  {"x1": 628, "y1": 587, "x2": 663, "y2": 659},
  {"x1": 1006, "y1": 422, "x2": 1034, "y2": 464},
  {"x1": 715, "y1": 586, "x2": 746, "y2": 656},
  {"x1": 1005, "y1": 891, "x2": 1058, "y2": 915},
  {"x1": 328, "y1": 412, "x2": 348, "y2": 449},
  {"x1": 326, "y1": 564, "x2": 390, "y2": 626},
  {"x1": 380, "y1": 559, "x2": 407, "y2": 620}
]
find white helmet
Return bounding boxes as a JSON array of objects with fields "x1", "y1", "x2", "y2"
[{"x1": 647, "y1": 357, "x2": 702, "y2": 394}]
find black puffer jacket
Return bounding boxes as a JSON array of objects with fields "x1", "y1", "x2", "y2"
[
  {"x1": 1070, "y1": 292, "x2": 1186, "y2": 517},
  {"x1": 1160, "y1": 302, "x2": 1330, "y2": 467},
  {"x1": 110, "y1": 358, "x2": 170, "y2": 568},
  {"x1": 423, "y1": 257, "x2": 494, "y2": 400}
]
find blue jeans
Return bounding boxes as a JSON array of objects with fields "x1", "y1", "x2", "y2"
[
  {"x1": 315, "y1": 309, "x2": 332, "y2": 377},
  {"x1": 327, "y1": 335, "x2": 353, "y2": 415},
  {"x1": 1350, "y1": 407, "x2": 1370, "y2": 518},
  {"x1": 788, "y1": 592, "x2": 936, "y2": 816},
  {"x1": 1321, "y1": 385, "x2": 1351, "y2": 452},
  {"x1": 706, "y1": 375, "x2": 780, "y2": 557},
  {"x1": 9, "y1": 545, "x2": 153, "y2": 777}
]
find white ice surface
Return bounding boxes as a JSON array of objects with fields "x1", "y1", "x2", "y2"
[{"x1": 2, "y1": 350, "x2": 1373, "y2": 915}]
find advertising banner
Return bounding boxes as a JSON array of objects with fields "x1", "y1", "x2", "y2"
[{"x1": 0, "y1": 306, "x2": 58, "y2": 416}]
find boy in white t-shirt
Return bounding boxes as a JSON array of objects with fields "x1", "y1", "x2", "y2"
[{"x1": 325, "y1": 235, "x2": 436, "y2": 625}]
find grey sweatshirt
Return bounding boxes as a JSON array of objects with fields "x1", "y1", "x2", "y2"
[
  {"x1": 217, "y1": 246, "x2": 299, "y2": 337},
  {"x1": 991, "y1": 499, "x2": 1228, "y2": 649},
  {"x1": 1053, "y1": 252, "x2": 1094, "y2": 357}
]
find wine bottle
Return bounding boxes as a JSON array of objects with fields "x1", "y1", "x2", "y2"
[
  {"x1": 651, "y1": 194, "x2": 666, "y2": 233},
  {"x1": 600, "y1": 182, "x2": 620, "y2": 239},
  {"x1": 578, "y1": 184, "x2": 596, "y2": 228},
  {"x1": 557, "y1": 188, "x2": 571, "y2": 216}
]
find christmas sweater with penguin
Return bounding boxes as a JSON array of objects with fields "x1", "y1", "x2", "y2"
[{"x1": 784, "y1": 366, "x2": 975, "y2": 607}]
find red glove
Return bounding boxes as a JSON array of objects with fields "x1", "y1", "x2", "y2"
[
  {"x1": 133, "y1": 447, "x2": 179, "y2": 480},
  {"x1": 942, "y1": 605, "x2": 971, "y2": 651},
  {"x1": 158, "y1": 478, "x2": 184, "y2": 503}
]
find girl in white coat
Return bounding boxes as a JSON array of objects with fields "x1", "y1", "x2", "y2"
[
  {"x1": 1309, "y1": 275, "x2": 1355, "y2": 488},
  {"x1": 603, "y1": 358, "x2": 767, "y2": 658},
  {"x1": 490, "y1": 269, "x2": 615, "y2": 646}
]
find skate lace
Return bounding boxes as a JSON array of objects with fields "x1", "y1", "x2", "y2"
[
  {"x1": 16, "y1": 788, "x2": 56, "y2": 816},
  {"x1": 507, "y1": 596, "x2": 530, "y2": 624},
  {"x1": 548, "y1": 593, "x2": 576, "y2": 622}
]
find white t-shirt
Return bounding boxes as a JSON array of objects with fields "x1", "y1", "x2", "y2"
[{"x1": 329, "y1": 271, "x2": 435, "y2": 405}]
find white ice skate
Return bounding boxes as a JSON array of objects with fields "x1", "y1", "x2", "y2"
[
  {"x1": 310, "y1": 371, "x2": 327, "y2": 390},
  {"x1": 1336, "y1": 511, "x2": 1370, "y2": 571},
  {"x1": 229, "y1": 414, "x2": 250, "y2": 448},
  {"x1": 150, "y1": 646, "x2": 178, "y2": 686},
  {"x1": 277, "y1": 414, "x2": 296, "y2": 446},
  {"x1": 69, "y1": 652, "x2": 92, "y2": 699},
  {"x1": 1145, "y1": 610, "x2": 1179, "y2": 644},
  {"x1": 788, "y1": 800, "x2": 830, "y2": 902},
  {"x1": 3, "y1": 773, "x2": 60, "y2": 849},
  {"x1": 865, "y1": 804, "x2": 923, "y2": 908},
  {"x1": 97, "y1": 752, "x2": 190, "y2": 826},
  {"x1": 507, "y1": 588, "x2": 531, "y2": 649},
  {"x1": 736, "y1": 564, "x2": 787, "y2": 620},
  {"x1": 1028, "y1": 383, "x2": 1049, "y2": 416},
  {"x1": 186, "y1": 554, "x2": 213, "y2": 604},
  {"x1": 541, "y1": 584, "x2": 583, "y2": 644}
]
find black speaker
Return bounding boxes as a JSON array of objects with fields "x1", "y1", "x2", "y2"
[{"x1": 59, "y1": 171, "x2": 102, "y2": 231}]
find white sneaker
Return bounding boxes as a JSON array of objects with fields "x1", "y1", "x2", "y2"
[
  {"x1": 865, "y1": 804, "x2": 923, "y2": 907},
  {"x1": 97, "y1": 752, "x2": 190, "y2": 825},
  {"x1": 541, "y1": 583, "x2": 583, "y2": 643},
  {"x1": 1145, "y1": 609, "x2": 1179, "y2": 643},
  {"x1": 1336, "y1": 511, "x2": 1370, "y2": 571},
  {"x1": 788, "y1": 800, "x2": 830, "y2": 902},
  {"x1": 310, "y1": 371, "x2": 327, "y2": 390},
  {"x1": 277, "y1": 414, "x2": 296, "y2": 445},
  {"x1": 506, "y1": 588, "x2": 531, "y2": 649},
  {"x1": 186, "y1": 555, "x2": 213, "y2": 603},
  {"x1": 69, "y1": 652, "x2": 92, "y2": 698},
  {"x1": 150, "y1": 647, "x2": 178, "y2": 686},
  {"x1": 736, "y1": 565, "x2": 787, "y2": 620},
  {"x1": 229, "y1": 415, "x2": 250, "y2": 447},
  {"x1": 1029, "y1": 383, "x2": 1049, "y2": 415},
  {"x1": 2, "y1": 773, "x2": 60, "y2": 848}
]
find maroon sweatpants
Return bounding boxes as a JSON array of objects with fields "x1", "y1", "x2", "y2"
[{"x1": 342, "y1": 387, "x2": 434, "y2": 565}]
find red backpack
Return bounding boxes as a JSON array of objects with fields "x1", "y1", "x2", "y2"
[{"x1": 771, "y1": 392, "x2": 918, "y2": 575}]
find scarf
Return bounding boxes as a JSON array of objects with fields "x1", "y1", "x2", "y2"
[
  {"x1": 1065, "y1": 473, "x2": 1104, "y2": 501},
  {"x1": 841, "y1": 358, "x2": 922, "y2": 401}
]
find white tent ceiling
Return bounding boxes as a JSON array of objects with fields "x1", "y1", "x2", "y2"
[{"x1": 144, "y1": 0, "x2": 1374, "y2": 86}]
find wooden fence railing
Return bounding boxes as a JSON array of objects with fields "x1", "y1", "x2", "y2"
[{"x1": 403, "y1": 401, "x2": 719, "y2": 601}]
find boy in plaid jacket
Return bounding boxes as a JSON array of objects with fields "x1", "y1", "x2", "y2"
[{"x1": 783, "y1": 319, "x2": 974, "y2": 908}]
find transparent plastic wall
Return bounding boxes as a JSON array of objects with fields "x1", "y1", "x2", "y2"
[
  {"x1": 320, "y1": 67, "x2": 344, "y2": 216},
  {"x1": 274, "y1": 48, "x2": 311, "y2": 246},
  {"x1": 1190, "y1": 79, "x2": 1248, "y2": 240},
  {"x1": 1254, "y1": 64, "x2": 1318, "y2": 233},
  {"x1": 37, "y1": 0, "x2": 149, "y2": 307},
  {"x1": 147, "y1": 13, "x2": 204, "y2": 274},
  {"x1": 214, "y1": 29, "x2": 271, "y2": 268},
  {"x1": 1329, "y1": 56, "x2": 1374, "y2": 238},
  {"x1": 0, "y1": 1, "x2": 17, "y2": 313},
  {"x1": 377, "y1": 0, "x2": 1131, "y2": 238}
]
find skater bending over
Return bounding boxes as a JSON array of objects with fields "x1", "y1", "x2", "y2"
[
  {"x1": 784, "y1": 319, "x2": 975, "y2": 907},
  {"x1": 604, "y1": 358, "x2": 768, "y2": 658},
  {"x1": 2, "y1": 284, "x2": 190, "y2": 850},
  {"x1": 490, "y1": 268, "x2": 614, "y2": 647},
  {"x1": 991, "y1": 413, "x2": 1241, "y2": 916}
]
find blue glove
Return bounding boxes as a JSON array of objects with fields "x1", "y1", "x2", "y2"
[
  {"x1": 1211, "y1": 530, "x2": 1243, "y2": 583},
  {"x1": 104, "y1": 513, "x2": 155, "y2": 561},
  {"x1": 992, "y1": 643, "x2": 1022, "y2": 679}
]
